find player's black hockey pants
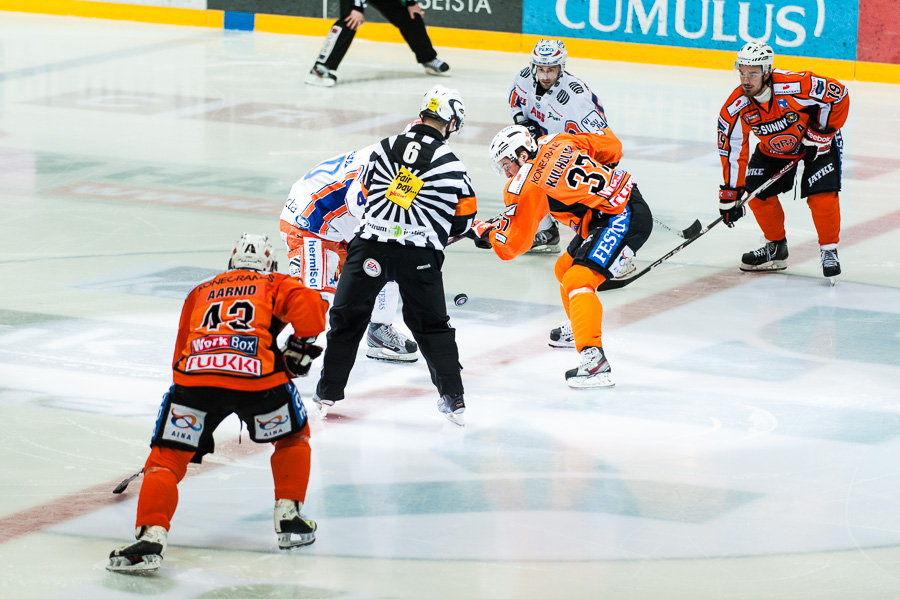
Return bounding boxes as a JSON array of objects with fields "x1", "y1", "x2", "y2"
[
  {"x1": 315, "y1": 0, "x2": 438, "y2": 70},
  {"x1": 316, "y1": 237, "x2": 463, "y2": 401}
]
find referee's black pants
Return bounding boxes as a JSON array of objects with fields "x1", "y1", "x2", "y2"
[
  {"x1": 315, "y1": 0, "x2": 438, "y2": 71},
  {"x1": 315, "y1": 237, "x2": 463, "y2": 402}
]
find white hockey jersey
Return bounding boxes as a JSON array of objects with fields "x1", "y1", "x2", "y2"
[
  {"x1": 508, "y1": 67, "x2": 608, "y2": 136},
  {"x1": 279, "y1": 144, "x2": 378, "y2": 243}
]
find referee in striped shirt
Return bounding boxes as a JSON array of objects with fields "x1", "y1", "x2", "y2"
[{"x1": 313, "y1": 85, "x2": 477, "y2": 425}]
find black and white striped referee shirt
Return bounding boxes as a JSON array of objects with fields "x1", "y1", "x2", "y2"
[{"x1": 357, "y1": 123, "x2": 477, "y2": 250}]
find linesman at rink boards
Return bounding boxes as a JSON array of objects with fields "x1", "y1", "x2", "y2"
[
  {"x1": 717, "y1": 41, "x2": 849, "y2": 279},
  {"x1": 314, "y1": 85, "x2": 477, "y2": 425},
  {"x1": 471, "y1": 126, "x2": 653, "y2": 389},
  {"x1": 509, "y1": 39, "x2": 611, "y2": 255},
  {"x1": 108, "y1": 234, "x2": 328, "y2": 573},
  {"x1": 279, "y1": 144, "x2": 420, "y2": 362},
  {"x1": 306, "y1": 0, "x2": 450, "y2": 87}
]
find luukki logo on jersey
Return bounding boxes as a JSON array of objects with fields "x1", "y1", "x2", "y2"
[
  {"x1": 184, "y1": 352, "x2": 262, "y2": 376},
  {"x1": 363, "y1": 258, "x2": 382, "y2": 277}
]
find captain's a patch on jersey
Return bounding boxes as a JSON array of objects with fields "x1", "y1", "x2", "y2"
[{"x1": 386, "y1": 166, "x2": 423, "y2": 210}]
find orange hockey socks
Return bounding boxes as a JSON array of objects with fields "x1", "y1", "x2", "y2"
[
  {"x1": 555, "y1": 253, "x2": 575, "y2": 316},
  {"x1": 271, "y1": 428, "x2": 312, "y2": 503},
  {"x1": 807, "y1": 191, "x2": 841, "y2": 245},
  {"x1": 135, "y1": 446, "x2": 192, "y2": 531},
  {"x1": 748, "y1": 196, "x2": 787, "y2": 242},
  {"x1": 562, "y1": 265, "x2": 606, "y2": 352}
]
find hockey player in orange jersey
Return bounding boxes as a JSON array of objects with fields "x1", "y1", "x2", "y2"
[
  {"x1": 471, "y1": 125, "x2": 653, "y2": 389},
  {"x1": 717, "y1": 41, "x2": 849, "y2": 280},
  {"x1": 107, "y1": 233, "x2": 329, "y2": 573}
]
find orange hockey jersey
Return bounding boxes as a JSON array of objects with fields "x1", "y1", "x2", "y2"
[
  {"x1": 718, "y1": 68, "x2": 849, "y2": 188},
  {"x1": 488, "y1": 130, "x2": 628, "y2": 260},
  {"x1": 171, "y1": 269, "x2": 328, "y2": 391}
]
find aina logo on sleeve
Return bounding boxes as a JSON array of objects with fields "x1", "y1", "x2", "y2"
[{"x1": 386, "y1": 166, "x2": 424, "y2": 210}]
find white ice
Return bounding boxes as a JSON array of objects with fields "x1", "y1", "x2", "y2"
[{"x1": 2, "y1": 11, "x2": 900, "y2": 599}]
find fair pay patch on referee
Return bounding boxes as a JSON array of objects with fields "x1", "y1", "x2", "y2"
[{"x1": 386, "y1": 166, "x2": 423, "y2": 209}]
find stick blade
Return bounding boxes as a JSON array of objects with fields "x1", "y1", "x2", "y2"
[
  {"x1": 112, "y1": 470, "x2": 143, "y2": 494},
  {"x1": 682, "y1": 219, "x2": 703, "y2": 239}
]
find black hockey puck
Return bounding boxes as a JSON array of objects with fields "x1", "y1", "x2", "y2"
[{"x1": 453, "y1": 293, "x2": 468, "y2": 306}]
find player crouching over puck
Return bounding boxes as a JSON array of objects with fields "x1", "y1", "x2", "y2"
[
  {"x1": 107, "y1": 233, "x2": 328, "y2": 573},
  {"x1": 472, "y1": 126, "x2": 653, "y2": 389}
]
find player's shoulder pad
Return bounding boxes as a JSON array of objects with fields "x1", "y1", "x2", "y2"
[{"x1": 568, "y1": 77, "x2": 586, "y2": 95}]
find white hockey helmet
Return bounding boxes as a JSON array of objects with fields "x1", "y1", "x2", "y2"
[
  {"x1": 419, "y1": 84, "x2": 465, "y2": 138},
  {"x1": 735, "y1": 41, "x2": 775, "y2": 77},
  {"x1": 531, "y1": 39, "x2": 567, "y2": 70},
  {"x1": 489, "y1": 125, "x2": 538, "y2": 176},
  {"x1": 229, "y1": 233, "x2": 277, "y2": 272}
]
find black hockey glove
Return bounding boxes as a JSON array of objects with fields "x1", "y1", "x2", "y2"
[
  {"x1": 282, "y1": 336, "x2": 323, "y2": 378},
  {"x1": 718, "y1": 185, "x2": 745, "y2": 228},
  {"x1": 523, "y1": 119, "x2": 542, "y2": 141}
]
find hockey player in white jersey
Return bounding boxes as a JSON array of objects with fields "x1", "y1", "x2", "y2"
[
  {"x1": 279, "y1": 147, "x2": 419, "y2": 362},
  {"x1": 509, "y1": 39, "x2": 609, "y2": 256}
]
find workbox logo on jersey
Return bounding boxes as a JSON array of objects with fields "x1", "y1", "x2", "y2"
[
  {"x1": 184, "y1": 353, "x2": 262, "y2": 376},
  {"x1": 526, "y1": 0, "x2": 857, "y2": 61},
  {"x1": 386, "y1": 167, "x2": 424, "y2": 210},
  {"x1": 191, "y1": 334, "x2": 259, "y2": 356},
  {"x1": 751, "y1": 112, "x2": 799, "y2": 136}
]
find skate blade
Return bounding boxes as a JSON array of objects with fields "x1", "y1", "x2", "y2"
[
  {"x1": 365, "y1": 347, "x2": 419, "y2": 362},
  {"x1": 566, "y1": 373, "x2": 615, "y2": 390},
  {"x1": 311, "y1": 402, "x2": 330, "y2": 419},
  {"x1": 277, "y1": 532, "x2": 316, "y2": 550},
  {"x1": 106, "y1": 555, "x2": 162, "y2": 574},
  {"x1": 829, "y1": 275, "x2": 840, "y2": 286},
  {"x1": 548, "y1": 340, "x2": 576, "y2": 349},
  {"x1": 526, "y1": 245, "x2": 561, "y2": 255},
  {"x1": 443, "y1": 412, "x2": 465, "y2": 427},
  {"x1": 740, "y1": 260, "x2": 787, "y2": 272}
]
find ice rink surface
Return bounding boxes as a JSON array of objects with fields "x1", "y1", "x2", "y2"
[{"x1": 2, "y1": 11, "x2": 900, "y2": 598}]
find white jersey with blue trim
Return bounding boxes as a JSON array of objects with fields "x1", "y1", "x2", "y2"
[
  {"x1": 508, "y1": 68, "x2": 608, "y2": 136},
  {"x1": 279, "y1": 144, "x2": 378, "y2": 243}
]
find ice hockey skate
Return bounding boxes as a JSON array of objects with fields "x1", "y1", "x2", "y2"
[
  {"x1": 565, "y1": 346, "x2": 615, "y2": 389},
  {"x1": 526, "y1": 222, "x2": 561, "y2": 254},
  {"x1": 740, "y1": 238, "x2": 788, "y2": 272},
  {"x1": 549, "y1": 320, "x2": 575, "y2": 349},
  {"x1": 422, "y1": 58, "x2": 450, "y2": 76},
  {"x1": 366, "y1": 323, "x2": 418, "y2": 362},
  {"x1": 310, "y1": 393, "x2": 334, "y2": 418},
  {"x1": 107, "y1": 525, "x2": 167, "y2": 573},
  {"x1": 437, "y1": 393, "x2": 465, "y2": 426},
  {"x1": 274, "y1": 499, "x2": 317, "y2": 549},
  {"x1": 821, "y1": 247, "x2": 841, "y2": 284},
  {"x1": 305, "y1": 63, "x2": 337, "y2": 87}
]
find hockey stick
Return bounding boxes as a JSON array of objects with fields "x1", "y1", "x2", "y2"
[
  {"x1": 653, "y1": 216, "x2": 703, "y2": 239},
  {"x1": 446, "y1": 213, "x2": 503, "y2": 246},
  {"x1": 598, "y1": 152, "x2": 806, "y2": 291},
  {"x1": 112, "y1": 468, "x2": 143, "y2": 494}
]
